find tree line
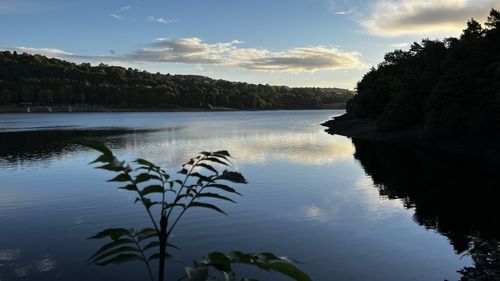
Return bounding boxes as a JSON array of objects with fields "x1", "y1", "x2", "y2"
[
  {"x1": 346, "y1": 9, "x2": 500, "y2": 137},
  {"x1": 0, "y1": 51, "x2": 354, "y2": 110}
]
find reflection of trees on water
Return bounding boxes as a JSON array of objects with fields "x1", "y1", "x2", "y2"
[
  {"x1": 0, "y1": 129, "x2": 156, "y2": 167},
  {"x1": 351, "y1": 139, "x2": 500, "y2": 280}
]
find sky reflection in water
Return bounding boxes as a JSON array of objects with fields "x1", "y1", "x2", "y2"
[{"x1": 0, "y1": 110, "x2": 475, "y2": 281}]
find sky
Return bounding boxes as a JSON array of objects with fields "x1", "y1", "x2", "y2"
[{"x1": 0, "y1": 0, "x2": 498, "y2": 89}]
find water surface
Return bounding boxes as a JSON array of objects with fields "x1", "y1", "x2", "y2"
[{"x1": 1, "y1": 110, "x2": 492, "y2": 281}]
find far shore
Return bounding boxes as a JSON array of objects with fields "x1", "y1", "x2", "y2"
[{"x1": 0, "y1": 103, "x2": 346, "y2": 113}]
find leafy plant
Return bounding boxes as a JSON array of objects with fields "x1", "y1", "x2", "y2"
[{"x1": 76, "y1": 140, "x2": 311, "y2": 281}]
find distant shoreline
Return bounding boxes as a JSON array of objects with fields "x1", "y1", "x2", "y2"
[{"x1": 0, "y1": 103, "x2": 346, "y2": 113}]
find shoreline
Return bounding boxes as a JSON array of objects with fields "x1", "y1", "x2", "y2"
[
  {"x1": 0, "y1": 103, "x2": 346, "y2": 113},
  {"x1": 322, "y1": 114, "x2": 500, "y2": 166}
]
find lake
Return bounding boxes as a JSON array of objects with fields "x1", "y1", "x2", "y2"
[{"x1": 0, "y1": 110, "x2": 497, "y2": 281}]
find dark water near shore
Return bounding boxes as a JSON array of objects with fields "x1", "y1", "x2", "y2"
[{"x1": 1, "y1": 110, "x2": 498, "y2": 281}]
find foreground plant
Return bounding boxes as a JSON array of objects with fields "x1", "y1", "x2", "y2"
[{"x1": 76, "y1": 140, "x2": 311, "y2": 281}]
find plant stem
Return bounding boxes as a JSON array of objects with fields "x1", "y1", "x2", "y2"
[
  {"x1": 158, "y1": 215, "x2": 168, "y2": 281},
  {"x1": 125, "y1": 169, "x2": 161, "y2": 235},
  {"x1": 131, "y1": 234, "x2": 155, "y2": 281}
]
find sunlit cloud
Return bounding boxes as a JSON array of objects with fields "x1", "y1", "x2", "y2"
[
  {"x1": 2, "y1": 37, "x2": 366, "y2": 73},
  {"x1": 361, "y1": 0, "x2": 497, "y2": 36},
  {"x1": 392, "y1": 42, "x2": 410, "y2": 48}
]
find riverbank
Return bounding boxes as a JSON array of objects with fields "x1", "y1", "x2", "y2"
[
  {"x1": 0, "y1": 105, "x2": 237, "y2": 113},
  {"x1": 0, "y1": 103, "x2": 346, "y2": 113},
  {"x1": 322, "y1": 114, "x2": 500, "y2": 166}
]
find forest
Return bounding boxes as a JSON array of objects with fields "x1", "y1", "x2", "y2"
[
  {"x1": 346, "y1": 9, "x2": 500, "y2": 137},
  {"x1": 0, "y1": 51, "x2": 354, "y2": 110}
]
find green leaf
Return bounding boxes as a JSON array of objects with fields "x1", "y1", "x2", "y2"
[
  {"x1": 134, "y1": 158, "x2": 158, "y2": 168},
  {"x1": 135, "y1": 173, "x2": 160, "y2": 183},
  {"x1": 72, "y1": 139, "x2": 113, "y2": 157},
  {"x1": 188, "y1": 202, "x2": 227, "y2": 215},
  {"x1": 90, "y1": 153, "x2": 114, "y2": 164},
  {"x1": 141, "y1": 185, "x2": 164, "y2": 196},
  {"x1": 214, "y1": 150, "x2": 231, "y2": 157},
  {"x1": 178, "y1": 168, "x2": 189, "y2": 175},
  {"x1": 91, "y1": 246, "x2": 141, "y2": 263},
  {"x1": 197, "y1": 192, "x2": 236, "y2": 203},
  {"x1": 167, "y1": 242, "x2": 181, "y2": 250},
  {"x1": 108, "y1": 173, "x2": 131, "y2": 182},
  {"x1": 143, "y1": 241, "x2": 160, "y2": 251},
  {"x1": 137, "y1": 228, "x2": 158, "y2": 241},
  {"x1": 205, "y1": 184, "x2": 242, "y2": 196},
  {"x1": 197, "y1": 163, "x2": 219, "y2": 175},
  {"x1": 265, "y1": 262, "x2": 312, "y2": 281},
  {"x1": 190, "y1": 172, "x2": 212, "y2": 182},
  {"x1": 118, "y1": 184, "x2": 136, "y2": 191},
  {"x1": 96, "y1": 162, "x2": 123, "y2": 172},
  {"x1": 88, "y1": 228, "x2": 131, "y2": 240},
  {"x1": 94, "y1": 253, "x2": 143, "y2": 266},
  {"x1": 88, "y1": 238, "x2": 135, "y2": 261},
  {"x1": 216, "y1": 171, "x2": 247, "y2": 184},
  {"x1": 142, "y1": 198, "x2": 159, "y2": 209},
  {"x1": 204, "y1": 157, "x2": 230, "y2": 166},
  {"x1": 208, "y1": 252, "x2": 232, "y2": 272}
]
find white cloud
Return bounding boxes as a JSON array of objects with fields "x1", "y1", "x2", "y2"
[
  {"x1": 2, "y1": 38, "x2": 367, "y2": 73},
  {"x1": 7, "y1": 47, "x2": 74, "y2": 57},
  {"x1": 391, "y1": 42, "x2": 410, "y2": 48},
  {"x1": 361, "y1": 0, "x2": 497, "y2": 36},
  {"x1": 109, "y1": 13, "x2": 122, "y2": 20},
  {"x1": 128, "y1": 38, "x2": 366, "y2": 72},
  {"x1": 109, "y1": 5, "x2": 130, "y2": 20},
  {"x1": 146, "y1": 16, "x2": 178, "y2": 24},
  {"x1": 334, "y1": 10, "x2": 353, "y2": 15}
]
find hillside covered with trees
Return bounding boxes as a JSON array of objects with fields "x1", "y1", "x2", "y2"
[
  {"x1": 0, "y1": 51, "x2": 354, "y2": 111},
  {"x1": 329, "y1": 9, "x2": 500, "y2": 139}
]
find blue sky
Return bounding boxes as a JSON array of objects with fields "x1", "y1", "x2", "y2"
[{"x1": 0, "y1": 0, "x2": 497, "y2": 89}]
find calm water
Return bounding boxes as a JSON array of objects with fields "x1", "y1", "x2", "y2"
[{"x1": 0, "y1": 110, "x2": 497, "y2": 281}]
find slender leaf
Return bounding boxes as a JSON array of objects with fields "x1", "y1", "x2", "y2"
[
  {"x1": 208, "y1": 252, "x2": 232, "y2": 272},
  {"x1": 92, "y1": 246, "x2": 141, "y2": 262},
  {"x1": 143, "y1": 241, "x2": 160, "y2": 251},
  {"x1": 118, "y1": 184, "x2": 136, "y2": 191},
  {"x1": 205, "y1": 184, "x2": 242, "y2": 196},
  {"x1": 107, "y1": 173, "x2": 131, "y2": 182},
  {"x1": 204, "y1": 157, "x2": 230, "y2": 166},
  {"x1": 197, "y1": 192, "x2": 236, "y2": 203},
  {"x1": 188, "y1": 202, "x2": 227, "y2": 215},
  {"x1": 88, "y1": 239, "x2": 135, "y2": 260},
  {"x1": 141, "y1": 185, "x2": 164, "y2": 196},
  {"x1": 136, "y1": 173, "x2": 161, "y2": 183},
  {"x1": 265, "y1": 262, "x2": 312, "y2": 281},
  {"x1": 137, "y1": 228, "x2": 157, "y2": 241},
  {"x1": 88, "y1": 228, "x2": 131, "y2": 240},
  {"x1": 94, "y1": 253, "x2": 143, "y2": 266},
  {"x1": 72, "y1": 139, "x2": 113, "y2": 157},
  {"x1": 216, "y1": 171, "x2": 247, "y2": 184},
  {"x1": 197, "y1": 163, "x2": 219, "y2": 175}
]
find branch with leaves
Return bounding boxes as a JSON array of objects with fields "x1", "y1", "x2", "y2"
[{"x1": 75, "y1": 140, "x2": 311, "y2": 281}]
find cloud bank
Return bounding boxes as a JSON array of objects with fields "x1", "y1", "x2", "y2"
[
  {"x1": 361, "y1": 0, "x2": 497, "y2": 36},
  {"x1": 3, "y1": 38, "x2": 366, "y2": 73}
]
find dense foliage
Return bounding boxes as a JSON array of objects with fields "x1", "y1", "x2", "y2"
[
  {"x1": 0, "y1": 52, "x2": 353, "y2": 110},
  {"x1": 347, "y1": 9, "x2": 500, "y2": 137}
]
